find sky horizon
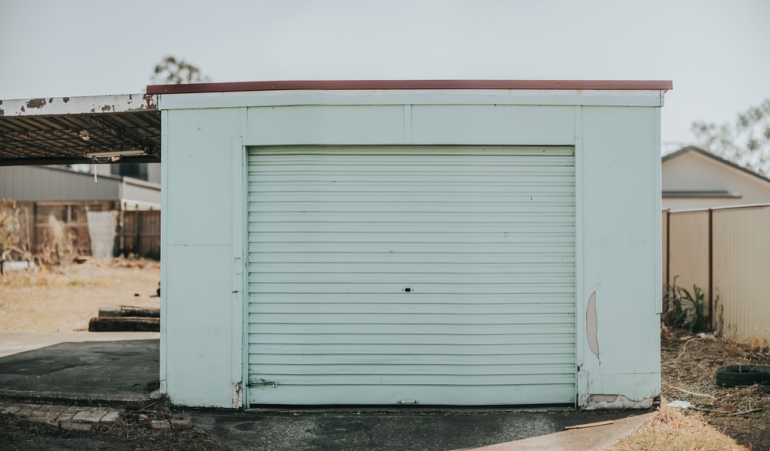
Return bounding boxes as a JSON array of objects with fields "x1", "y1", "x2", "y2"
[{"x1": 2, "y1": 0, "x2": 768, "y2": 153}]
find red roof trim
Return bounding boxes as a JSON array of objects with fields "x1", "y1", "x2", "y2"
[{"x1": 146, "y1": 80, "x2": 673, "y2": 95}]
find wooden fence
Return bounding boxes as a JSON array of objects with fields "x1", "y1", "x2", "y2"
[
  {"x1": 0, "y1": 201, "x2": 160, "y2": 261},
  {"x1": 663, "y1": 204, "x2": 770, "y2": 340}
]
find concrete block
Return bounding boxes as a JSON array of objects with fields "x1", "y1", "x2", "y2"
[
  {"x1": 100, "y1": 411, "x2": 120, "y2": 423},
  {"x1": 3, "y1": 406, "x2": 22, "y2": 415},
  {"x1": 151, "y1": 419, "x2": 171, "y2": 429},
  {"x1": 57, "y1": 413, "x2": 75, "y2": 423},
  {"x1": 61, "y1": 422, "x2": 93, "y2": 431},
  {"x1": 85, "y1": 411, "x2": 108, "y2": 422},
  {"x1": 170, "y1": 413, "x2": 192, "y2": 430},
  {"x1": 72, "y1": 411, "x2": 92, "y2": 422}
]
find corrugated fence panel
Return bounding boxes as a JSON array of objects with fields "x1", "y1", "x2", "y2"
[
  {"x1": 713, "y1": 206, "x2": 770, "y2": 340},
  {"x1": 667, "y1": 211, "x2": 710, "y2": 314},
  {"x1": 247, "y1": 146, "x2": 576, "y2": 406}
]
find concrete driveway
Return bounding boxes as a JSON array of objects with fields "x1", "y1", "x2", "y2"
[{"x1": 0, "y1": 332, "x2": 655, "y2": 450}]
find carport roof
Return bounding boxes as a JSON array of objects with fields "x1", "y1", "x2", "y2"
[
  {"x1": 0, "y1": 94, "x2": 160, "y2": 166},
  {"x1": 1, "y1": 80, "x2": 672, "y2": 166}
]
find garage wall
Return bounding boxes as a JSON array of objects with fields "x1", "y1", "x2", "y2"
[
  {"x1": 160, "y1": 90, "x2": 663, "y2": 408},
  {"x1": 580, "y1": 107, "x2": 661, "y2": 405}
]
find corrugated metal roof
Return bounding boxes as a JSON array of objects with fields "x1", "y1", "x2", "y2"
[{"x1": 0, "y1": 94, "x2": 160, "y2": 166}]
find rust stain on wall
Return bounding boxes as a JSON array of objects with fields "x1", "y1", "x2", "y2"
[{"x1": 587, "y1": 291, "x2": 600, "y2": 361}]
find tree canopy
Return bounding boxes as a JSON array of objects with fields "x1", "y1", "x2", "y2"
[
  {"x1": 691, "y1": 99, "x2": 770, "y2": 175},
  {"x1": 151, "y1": 56, "x2": 210, "y2": 85}
]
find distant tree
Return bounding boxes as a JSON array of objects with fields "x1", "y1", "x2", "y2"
[
  {"x1": 151, "y1": 56, "x2": 211, "y2": 85},
  {"x1": 691, "y1": 99, "x2": 770, "y2": 175}
]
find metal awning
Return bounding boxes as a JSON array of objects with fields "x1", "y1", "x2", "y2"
[{"x1": 0, "y1": 94, "x2": 160, "y2": 166}]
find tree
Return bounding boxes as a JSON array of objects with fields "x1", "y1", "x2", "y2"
[
  {"x1": 691, "y1": 99, "x2": 770, "y2": 175},
  {"x1": 151, "y1": 56, "x2": 211, "y2": 85}
]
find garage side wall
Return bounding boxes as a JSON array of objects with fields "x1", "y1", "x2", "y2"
[{"x1": 160, "y1": 92, "x2": 662, "y2": 408}]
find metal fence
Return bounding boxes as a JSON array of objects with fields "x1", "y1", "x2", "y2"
[{"x1": 664, "y1": 204, "x2": 770, "y2": 340}]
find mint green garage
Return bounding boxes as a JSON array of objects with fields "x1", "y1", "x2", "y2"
[{"x1": 154, "y1": 81, "x2": 670, "y2": 408}]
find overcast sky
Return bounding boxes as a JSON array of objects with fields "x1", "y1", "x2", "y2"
[{"x1": 1, "y1": 0, "x2": 768, "y2": 151}]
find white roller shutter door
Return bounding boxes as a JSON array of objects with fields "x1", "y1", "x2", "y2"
[{"x1": 247, "y1": 146, "x2": 576, "y2": 405}]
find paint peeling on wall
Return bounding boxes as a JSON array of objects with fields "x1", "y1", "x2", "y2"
[
  {"x1": 232, "y1": 381, "x2": 243, "y2": 409},
  {"x1": 585, "y1": 394, "x2": 654, "y2": 410},
  {"x1": 26, "y1": 98, "x2": 47, "y2": 109},
  {"x1": 587, "y1": 291, "x2": 600, "y2": 360}
]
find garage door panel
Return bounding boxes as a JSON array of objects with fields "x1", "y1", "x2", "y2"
[{"x1": 247, "y1": 146, "x2": 575, "y2": 406}]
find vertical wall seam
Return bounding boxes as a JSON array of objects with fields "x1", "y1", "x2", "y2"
[
  {"x1": 573, "y1": 105, "x2": 585, "y2": 406},
  {"x1": 403, "y1": 104, "x2": 412, "y2": 144},
  {"x1": 159, "y1": 108, "x2": 169, "y2": 394}
]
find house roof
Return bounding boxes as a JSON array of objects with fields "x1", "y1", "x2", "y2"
[
  {"x1": 0, "y1": 94, "x2": 160, "y2": 166},
  {"x1": 663, "y1": 146, "x2": 770, "y2": 186}
]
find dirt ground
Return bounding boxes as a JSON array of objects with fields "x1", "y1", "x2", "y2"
[
  {"x1": 659, "y1": 325, "x2": 770, "y2": 451},
  {"x1": 0, "y1": 258, "x2": 160, "y2": 332}
]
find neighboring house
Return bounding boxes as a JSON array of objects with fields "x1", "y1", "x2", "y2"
[
  {"x1": 0, "y1": 165, "x2": 161, "y2": 259},
  {"x1": 662, "y1": 146, "x2": 770, "y2": 210}
]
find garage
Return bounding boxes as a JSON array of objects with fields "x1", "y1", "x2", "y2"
[
  {"x1": 152, "y1": 80, "x2": 670, "y2": 409},
  {"x1": 247, "y1": 146, "x2": 575, "y2": 405}
]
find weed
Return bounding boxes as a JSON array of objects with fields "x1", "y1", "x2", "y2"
[{"x1": 663, "y1": 277, "x2": 708, "y2": 333}]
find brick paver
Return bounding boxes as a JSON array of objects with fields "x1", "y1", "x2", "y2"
[{"x1": 1, "y1": 402, "x2": 123, "y2": 427}]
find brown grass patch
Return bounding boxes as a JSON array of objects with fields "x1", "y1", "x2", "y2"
[
  {"x1": 607, "y1": 404, "x2": 748, "y2": 451},
  {"x1": 0, "y1": 259, "x2": 160, "y2": 332}
]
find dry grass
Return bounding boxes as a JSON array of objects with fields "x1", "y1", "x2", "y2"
[
  {"x1": 607, "y1": 404, "x2": 748, "y2": 451},
  {"x1": 0, "y1": 258, "x2": 160, "y2": 332}
]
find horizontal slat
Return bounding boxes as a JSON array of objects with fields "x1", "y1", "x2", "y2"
[
  {"x1": 249, "y1": 333, "x2": 575, "y2": 346},
  {"x1": 249, "y1": 183, "x2": 574, "y2": 194},
  {"x1": 248, "y1": 242, "x2": 575, "y2": 254},
  {"x1": 249, "y1": 283, "x2": 575, "y2": 295},
  {"x1": 247, "y1": 233, "x2": 574, "y2": 245},
  {"x1": 248, "y1": 273, "x2": 574, "y2": 284},
  {"x1": 249, "y1": 364, "x2": 575, "y2": 376},
  {"x1": 248, "y1": 323, "x2": 575, "y2": 335},
  {"x1": 248, "y1": 384, "x2": 575, "y2": 405},
  {"x1": 246, "y1": 213, "x2": 575, "y2": 224},
  {"x1": 249, "y1": 174, "x2": 573, "y2": 184},
  {"x1": 249, "y1": 222, "x2": 575, "y2": 234},
  {"x1": 249, "y1": 313, "x2": 574, "y2": 325},
  {"x1": 248, "y1": 203, "x2": 574, "y2": 215},
  {"x1": 248, "y1": 374, "x2": 574, "y2": 386},
  {"x1": 249, "y1": 345, "x2": 573, "y2": 358},
  {"x1": 248, "y1": 253, "x2": 575, "y2": 264},
  {"x1": 248, "y1": 192, "x2": 574, "y2": 203},
  {"x1": 251, "y1": 146, "x2": 574, "y2": 157},
  {"x1": 250, "y1": 302, "x2": 574, "y2": 315},
  {"x1": 247, "y1": 294, "x2": 574, "y2": 305},
  {"x1": 249, "y1": 262, "x2": 575, "y2": 275}
]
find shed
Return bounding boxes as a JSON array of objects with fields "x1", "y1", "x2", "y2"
[{"x1": 151, "y1": 80, "x2": 671, "y2": 409}]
